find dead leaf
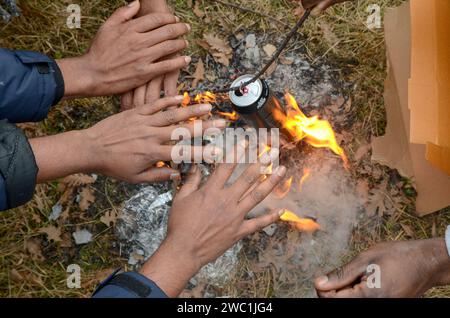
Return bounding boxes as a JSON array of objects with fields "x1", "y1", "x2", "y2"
[
  {"x1": 356, "y1": 179, "x2": 369, "y2": 202},
  {"x1": 279, "y1": 56, "x2": 294, "y2": 65},
  {"x1": 263, "y1": 44, "x2": 277, "y2": 57},
  {"x1": 203, "y1": 33, "x2": 233, "y2": 66},
  {"x1": 60, "y1": 232, "x2": 73, "y2": 248},
  {"x1": 319, "y1": 21, "x2": 339, "y2": 50},
  {"x1": 400, "y1": 223, "x2": 415, "y2": 238},
  {"x1": 61, "y1": 174, "x2": 95, "y2": 189},
  {"x1": 193, "y1": 1, "x2": 205, "y2": 18},
  {"x1": 192, "y1": 59, "x2": 205, "y2": 88},
  {"x1": 10, "y1": 269, "x2": 24, "y2": 283},
  {"x1": 24, "y1": 239, "x2": 44, "y2": 261},
  {"x1": 39, "y1": 225, "x2": 62, "y2": 242},
  {"x1": 100, "y1": 210, "x2": 118, "y2": 227},
  {"x1": 354, "y1": 143, "x2": 372, "y2": 161},
  {"x1": 79, "y1": 187, "x2": 95, "y2": 211}
]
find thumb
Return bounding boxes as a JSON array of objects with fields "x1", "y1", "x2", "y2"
[
  {"x1": 314, "y1": 255, "x2": 368, "y2": 291},
  {"x1": 107, "y1": 0, "x2": 141, "y2": 25},
  {"x1": 177, "y1": 165, "x2": 202, "y2": 198}
]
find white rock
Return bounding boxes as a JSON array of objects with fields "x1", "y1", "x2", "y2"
[
  {"x1": 245, "y1": 34, "x2": 256, "y2": 48},
  {"x1": 72, "y1": 229, "x2": 93, "y2": 245}
]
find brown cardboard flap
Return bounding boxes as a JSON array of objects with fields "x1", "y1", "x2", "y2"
[
  {"x1": 372, "y1": 1, "x2": 450, "y2": 215},
  {"x1": 426, "y1": 143, "x2": 450, "y2": 176}
]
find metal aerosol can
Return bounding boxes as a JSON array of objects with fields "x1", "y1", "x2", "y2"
[{"x1": 229, "y1": 75, "x2": 286, "y2": 130}]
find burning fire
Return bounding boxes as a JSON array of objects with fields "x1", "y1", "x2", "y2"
[
  {"x1": 274, "y1": 176, "x2": 293, "y2": 199},
  {"x1": 280, "y1": 210, "x2": 320, "y2": 232},
  {"x1": 218, "y1": 111, "x2": 239, "y2": 121},
  {"x1": 274, "y1": 93, "x2": 348, "y2": 168},
  {"x1": 182, "y1": 92, "x2": 238, "y2": 121},
  {"x1": 298, "y1": 168, "x2": 311, "y2": 192}
]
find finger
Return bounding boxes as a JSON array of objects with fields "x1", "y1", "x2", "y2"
[
  {"x1": 164, "y1": 69, "x2": 180, "y2": 97},
  {"x1": 158, "y1": 119, "x2": 227, "y2": 140},
  {"x1": 131, "y1": 13, "x2": 178, "y2": 33},
  {"x1": 138, "y1": 95, "x2": 184, "y2": 115},
  {"x1": 237, "y1": 165, "x2": 287, "y2": 213},
  {"x1": 140, "y1": 23, "x2": 191, "y2": 48},
  {"x1": 314, "y1": 255, "x2": 369, "y2": 292},
  {"x1": 313, "y1": 0, "x2": 335, "y2": 13},
  {"x1": 231, "y1": 149, "x2": 279, "y2": 199},
  {"x1": 150, "y1": 104, "x2": 212, "y2": 127},
  {"x1": 177, "y1": 165, "x2": 202, "y2": 198},
  {"x1": 121, "y1": 91, "x2": 134, "y2": 111},
  {"x1": 143, "y1": 56, "x2": 191, "y2": 81},
  {"x1": 106, "y1": 1, "x2": 141, "y2": 26},
  {"x1": 147, "y1": 40, "x2": 189, "y2": 63},
  {"x1": 145, "y1": 77, "x2": 164, "y2": 103},
  {"x1": 238, "y1": 209, "x2": 283, "y2": 238},
  {"x1": 136, "y1": 167, "x2": 180, "y2": 183},
  {"x1": 301, "y1": 0, "x2": 322, "y2": 9},
  {"x1": 158, "y1": 145, "x2": 218, "y2": 162},
  {"x1": 133, "y1": 84, "x2": 147, "y2": 107},
  {"x1": 317, "y1": 283, "x2": 369, "y2": 298}
]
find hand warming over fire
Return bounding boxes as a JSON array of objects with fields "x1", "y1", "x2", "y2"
[
  {"x1": 30, "y1": 96, "x2": 226, "y2": 184},
  {"x1": 139, "y1": 154, "x2": 287, "y2": 297},
  {"x1": 301, "y1": 0, "x2": 353, "y2": 14},
  {"x1": 57, "y1": 0, "x2": 191, "y2": 99},
  {"x1": 315, "y1": 239, "x2": 450, "y2": 298},
  {"x1": 122, "y1": 0, "x2": 182, "y2": 110}
]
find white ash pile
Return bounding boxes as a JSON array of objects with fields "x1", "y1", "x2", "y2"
[{"x1": 116, "y1": 177, "x2": 242, "y2": 288}]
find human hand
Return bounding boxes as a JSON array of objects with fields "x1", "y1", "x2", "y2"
[
  {"x1": 314, "y1": 239, "x2": 450, "y2": 298},
  {"x1": 140, "y1": 153, "x2": 287, "y2": 297},
  {"x1": 121, "y1": 0, "x2": 179, "y2": 111},
  {"x1": 301, "y1": 0, "x2": 353, "y2": 14},
  {"x1": 83, "y1": 96, "x2": 229, "y2": 183},
  {"x1": 57, "y1": 1, "x2": 191, "y2": 98}
]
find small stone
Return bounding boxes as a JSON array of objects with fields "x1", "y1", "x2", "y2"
[
  {"x1": 72, "y1": 229, "x2": 93, "y2": 245},
  {"x1": 49, "y1": 203, "x2": 62, "y2": 221},
  {"x1": 263, "y1": 224, "x2": 278, "y2": 236},
  {"x1": 245, "y1": 34, "x2": 256, "y2": 48}
]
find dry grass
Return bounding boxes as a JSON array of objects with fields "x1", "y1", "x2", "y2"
[{"x1": 0, "y1": 0, "x2": 449, "y2": 298}]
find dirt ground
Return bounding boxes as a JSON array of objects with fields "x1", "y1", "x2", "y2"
[{"x1": 0, "y1": 0, "x2": 449, "y2": 298}]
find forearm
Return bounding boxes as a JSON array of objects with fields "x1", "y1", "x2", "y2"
[
  {"x1": 139, "y1": 239, "x2": 200, "y2": 297},
  {"x1": 139, "y1": 0, "x2": 170, "y2": 15},
  {"x1": 29, "y1": 130, "x2": 95, "y2": 183},
  {"x1": 56, "y1": 57, "x2": 94, "y2": 99}
]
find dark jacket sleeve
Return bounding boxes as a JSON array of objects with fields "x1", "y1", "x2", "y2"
[
  {"x1": 0, "y1": 120, "x2": 38, "y2": 211},
  {"x1": 92, "y1": 270, "x2": 168, "y2": 298},
  {"x1": 0, "y1": 48, "x2": 65, "y2": 123}
]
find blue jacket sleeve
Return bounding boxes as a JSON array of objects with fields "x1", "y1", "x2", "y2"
[
  {"x1": 92, "y1": 270, "x2": 168, "y2": 298},
  {"x1": 0, "y1": 177, "x2": 7, "y2": 211},
  {"x1": 0, "y1": 48, "x2": 65, "y2": 123}
]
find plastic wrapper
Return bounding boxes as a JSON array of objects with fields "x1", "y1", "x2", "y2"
[{"x1": 116, "y1": 183, "x2": 241, "y2": 287}]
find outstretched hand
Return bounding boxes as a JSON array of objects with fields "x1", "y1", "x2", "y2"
[
  {"x1": 57, "y1": 1, "x2": 191, "y2": 98},
  {"x1": 315, "y1": 239, "x2": 450, "y2": 298},
  {"x1": 140, "y1": 151, "x2": 287, "y2": 297}
]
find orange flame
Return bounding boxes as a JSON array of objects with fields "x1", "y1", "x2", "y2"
[
  {"x1": 298, "y1": 168, "x2": 311, "y2": 192},
  {"x1": 274, "y1": 93, "x2": 348, "y2": 168},
  {"x1": 280, "y1": 210, "x2": 320, "y2": 232},
  {"x1": 182, "y1": 91, "x2": 222, "y2": 107},
  {"x1": 156, "y1": 161, "x2": 166, "y2": 168},
  {"x1": 273, "y1": 176, "x2": 293, "y2": 199},
  {"x1": 218, "y1": 111, "x2": 239, "y2": 121}
]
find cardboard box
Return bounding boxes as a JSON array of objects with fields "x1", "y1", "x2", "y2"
[{"x1": 371, "y1": 0, "x2": 450, "y2": 215}]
